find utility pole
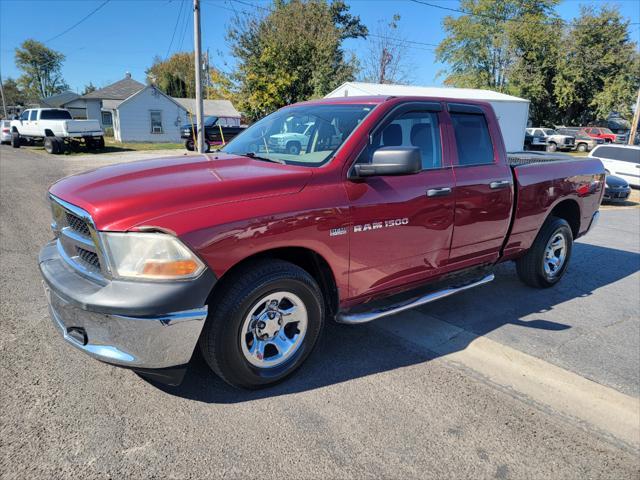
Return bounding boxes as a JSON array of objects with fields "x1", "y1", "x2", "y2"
[
  {"x1": 193, "y1": 0, "x2": 205, "y2": 153},
  {"x1": 628, "y1": 88, "x2": 640, "y2": 146},
  {"x1": 0, "y1": 70, "x2": 8, "y2": 119}
]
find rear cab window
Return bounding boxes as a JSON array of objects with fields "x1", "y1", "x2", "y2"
[
  {"x1": 594, "y1": 146, "x2": 640, "y2": 163},
  {"x1": 40, "y1": 110, "x2": 72, "y2": 120},
  {"x1": 449, "y1": 108, "x2": 494, "y2": 166}
]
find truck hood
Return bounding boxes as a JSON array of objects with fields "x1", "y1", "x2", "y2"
[{"x1": 49, "y1": 153, "x2": 313, "y2": 231}]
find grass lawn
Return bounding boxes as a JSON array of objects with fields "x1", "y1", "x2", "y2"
[{"x1": 26, "y1": 137, "x2": 184, "y2": 155}]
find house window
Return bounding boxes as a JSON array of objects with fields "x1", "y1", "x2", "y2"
[
  {"x1": 150, "y1": 110, "x2": 163, "y2": 134},
  {"x1": 101, "y1": 111, "x2": 113, "y2": 126}
]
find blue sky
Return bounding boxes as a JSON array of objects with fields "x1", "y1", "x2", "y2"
[{"x1": 1, "y1": 0, "x2": 639, "y2": 93}]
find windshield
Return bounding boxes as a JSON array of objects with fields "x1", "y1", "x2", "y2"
[
  {"x1": 40, "y1": 110, "x2": 72, "y2": 120},
  {"x1": 543, "y1": 129, "x2": 557, "y2": 135},
  {"x1": 204, "y1": 116, "x2": 218, "y2": 127},
  {"x1": 221, "y1": 104, "x2": 374, "y2": 167}
]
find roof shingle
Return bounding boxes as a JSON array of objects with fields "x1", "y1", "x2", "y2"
[{"x1": 82, "y1": 76, "x2": 145, "y2": 100}]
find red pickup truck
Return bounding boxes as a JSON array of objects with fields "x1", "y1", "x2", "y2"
[{"x1": 39, "y1": 96, "x2": 604, "y2": 389}]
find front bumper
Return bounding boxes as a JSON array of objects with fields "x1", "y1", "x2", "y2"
[{"x1": 39, "y1": 241, "x2": 215, "y2": 370}]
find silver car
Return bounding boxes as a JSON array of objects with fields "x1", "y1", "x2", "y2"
[{"x1": 0, "y1": 120, "x2": 11, "y2": 144}]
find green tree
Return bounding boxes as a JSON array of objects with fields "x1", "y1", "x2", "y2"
[
  {"x1": 1, "y1": 78, "x2": 27, "y2": 106},
  {"x1": 146, "y1": 52, "x2": 195, "y2": 98},
  {"x1": 15, "y1": 39, "x2": 69, "y2": 100},
  {"x1": 554, "y1": 5, "x2": 640, "y2": 124},
  {"x1": 436, "y1": 0, "x2": 559, "y2": 92},
  {"x1": 82, "y1": 82, "x2": 97, "y2": 95},
  {"x1": 227, "y1": 0, "x2": 367, "y2": 120}
]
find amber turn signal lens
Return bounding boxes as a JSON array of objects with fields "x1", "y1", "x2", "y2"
[{"x1": 142, "y1": 260, "x2": 200, "y2": 277}]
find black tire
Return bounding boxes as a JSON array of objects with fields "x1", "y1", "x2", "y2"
[
  {"x1": 199, "y1": 259, "x2": 325, "y2": 389},
  {"x1": 286, "y1": 142, "x2": 301, "y2": 155},
  {"x1": 577, "y1": 143, "x2": 588, "y2": 152},
  {"x1": 44, "y1": 137, "x2": 60, "y2": 154},
  {"x1": 184, "y1": 138, "x2": 195, "y2": 151},
  {"x1": 94, "y1": 136, "x2": 105, "y2": 149},
  {"x1": 516, "y1": 216, "x2": 573, "y2": 288},
  {"x1": 11, "y1": 132, "x2": 20, "y2": 148},
  {"x1": 546, "y1": 142, "x2": 557, "y2": 152}
]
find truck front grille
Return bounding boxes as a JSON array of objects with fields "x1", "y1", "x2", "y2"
[
  {"x1": 76, "y1": 247, "x2": 101, "y2": 271},
  {"x1": 50, "y1": 195, "x2": 106, "y2": 282},
  {"x1": 65, "y1": 211, "x2": 91, "y2": 237}
]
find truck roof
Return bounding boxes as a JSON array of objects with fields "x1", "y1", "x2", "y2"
[{"x1": 291, "y1": 95, "x2": 494, "y2": 108}]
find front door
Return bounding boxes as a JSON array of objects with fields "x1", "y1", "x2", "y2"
[
  {"x1": 345, "y1": 103, "x2": 456, "y2": 299},
  {"x1": 446, "y1": 103, "x2": 513, "y2": 269}
]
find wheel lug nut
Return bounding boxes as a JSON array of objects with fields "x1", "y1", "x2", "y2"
[{"x1": 257, "y1": 321, "x2": 266, "y2": 329}]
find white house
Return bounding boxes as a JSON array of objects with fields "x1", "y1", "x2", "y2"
[
  {"x1": 325, "y1": 82, "x2": 530, "y2": 153},
  {"x1": 104, "y1": 85, "x2": 189, "y2": 143}
]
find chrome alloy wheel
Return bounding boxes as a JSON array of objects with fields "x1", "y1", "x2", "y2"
[
  {"x1": 543, "y1": 232, "x2": 567, "y2": 278},
  {"x1": 240, "y1": 292, "x2": 308, "y2": 368}
]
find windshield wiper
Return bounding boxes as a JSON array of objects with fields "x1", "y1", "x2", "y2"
[{"x1": 243, "y1": 152, "x2": 285, "y2": 164}]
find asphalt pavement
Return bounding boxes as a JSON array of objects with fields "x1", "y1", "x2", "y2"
[{"x1": 1, "y1": 145, "x2": 638, "y2": 479}]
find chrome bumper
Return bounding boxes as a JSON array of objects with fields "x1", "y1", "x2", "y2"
[
  {"x1": 39, "y1": 240, "x2": 214, "y2": 370},
  {"x1": 44, "y1": 284, "x2": 207, "y2": 368}
]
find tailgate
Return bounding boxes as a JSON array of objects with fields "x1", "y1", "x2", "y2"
[{"x1": 64, "y1": 120, "x2": 102, "y2": 134}]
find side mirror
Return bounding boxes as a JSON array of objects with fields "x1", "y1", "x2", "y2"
[{"x1": 352, "y1": 146, "x2": 422, "y2": 178}]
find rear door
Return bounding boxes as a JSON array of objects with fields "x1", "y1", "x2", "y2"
[
  {"x1": 446, "y1": 103, "x2": 513, "y2": 269},
  {"x1": 346, "y1": 102, "x2": 456, "y2": 298}
]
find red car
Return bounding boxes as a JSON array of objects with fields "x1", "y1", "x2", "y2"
[
  {"x1": 583, "y1": 126, "x2": 619, "y2": 143},
  {"x1": 39, "y1": 96, "x2": 604, "y2": 388}
]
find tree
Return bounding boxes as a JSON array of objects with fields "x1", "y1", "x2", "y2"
[
  {"x1": 226, "y1": 0, "x2": 367, "y2": 120},
  {"x1": 15, "y1": 39, "x2": 69, "y2": 100},
  {"x1": 146, "y1": 52, "x2": 195, "y2": 98},
  {"x1": 82, "y1": 82, "x2": 97, "y2": 95},
  {"x1": 554, "y1": 5, "x2": 640, "y2": 123},
  {"x1": 1, "y1": 78, "x2": 27, "y2": 106},
  {"x1": 361, "y1": 14, "x2": 411, "y2": 84},
  {"x1": 436, "y1": 0, "x2": 559, "y2": 92}
]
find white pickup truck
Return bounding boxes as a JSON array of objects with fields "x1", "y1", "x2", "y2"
[{"x1": 10, "y1": 108, "x2": 104, "y2": 154}]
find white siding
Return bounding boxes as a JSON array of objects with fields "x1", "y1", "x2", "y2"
[
  {"x1": 115, "y1": 88, "x2": 187, "y2": 143},
  {"x1": 62, "y1": 98, "x2": 102, "y2": 121}
]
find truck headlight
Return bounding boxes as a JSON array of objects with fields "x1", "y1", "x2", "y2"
[{"x1": 100, "y1": 232, "x2": 205, "y2": 280}]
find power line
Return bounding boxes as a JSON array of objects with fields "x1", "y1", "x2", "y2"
[
  {"x1": 45, "y1": 0, "x2": 111, "y2": 43},
  {"x1": 165, "y1": 0, "x2": 186, "y2": 59},
  {"x1": 409, "y1": 0, "x2": 640, "y2": 27}
]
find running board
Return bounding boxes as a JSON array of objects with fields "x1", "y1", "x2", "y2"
[{"x1": 336, "y1": 274, "x2": 495, "y2": 325}]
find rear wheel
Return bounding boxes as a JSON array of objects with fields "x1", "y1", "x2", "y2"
[
  {"x1": 199, "y1": 259, "x2": 324, "y2": 389},
  {"x1": 44, "y1": 136, "x2": 60, "y2": 154},
  {"x1": 516, "y1": 216, "x2": 573, "y2": 288},
  {"x1": 11, "y1": 132, "x2": 20, "y2": 148}
]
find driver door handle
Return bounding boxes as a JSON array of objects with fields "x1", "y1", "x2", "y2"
[
  {"x1": 426, "y1": 187, "x2": 452, "y2": 197},
  {"x1": 489, "y1": 180, "x2": 511, "y2": 189}
]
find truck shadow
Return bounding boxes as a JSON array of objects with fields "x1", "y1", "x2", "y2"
[{"x1": 148, "y1": 242, "x2": 639, "y2": 403}]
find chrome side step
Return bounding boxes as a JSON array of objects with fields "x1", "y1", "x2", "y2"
[{"x1": 336, "y1": 274, "x2": 495, "y2": 325}]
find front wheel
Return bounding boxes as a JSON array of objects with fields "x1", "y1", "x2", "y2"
[
  {"x1": 199, "y1": 259, "x2": 324, "y2": 389},
  {"x1": 516, "y1": 216, "x2": 573, "y2": 288},
  {"x1": 184, "y1": 138, "x2": 194, "y2": 151},
  {"x1": 546, "y1": 142, "x2": 557, "y2": 152},
  {"x1": 577, "y1": 143, "x2": 587, "y2": 152}
]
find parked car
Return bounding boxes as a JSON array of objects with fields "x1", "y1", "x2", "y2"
[
  {"x1": 602, "y1": 174, "x2": 631, "y2": 203},
  {"x1": 525, "y1": 128, "x2": 575, "y2": 152},
  {"x1": 583, "y1": 126, "x2": 626, "y2": 144},
  {"x1": 556, "y1": 128, "x2": 603, "y2": 152},
  {"x1": 181, "y1": 116, "x2": 245, "y2": 151},
  {"x1": 0, "y1": 120, "x2": 11, "y2": 144},
  {"x1": 9, "y1": 108, "x2": 104, "y2": 154},
  {"x1": 268, "y1": 122, "x2": 315, "y2": 154},
  {"x1": 589, "y1": 144, "x2": 640, "y2": 187},
  {"x1": 39, "y1": 96, "x2": 604, "y2": 389}
]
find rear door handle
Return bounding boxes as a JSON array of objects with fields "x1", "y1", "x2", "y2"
[
  {"x1": 426, "y1": 187, "x2": 452, "y2": 197},
  {"x1": 489, "y1": 180, "x2": 511, "y2": 189}
]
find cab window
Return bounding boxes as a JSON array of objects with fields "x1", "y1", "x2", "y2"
[
  {"x1": 450, "y1": 112, "x2": 494, "y2": 166},
  {"x1": 29, "y1": 110, "x2": 38, "y2": 121},
  {"x1": 368, "y1": 111, "x2": 442, "y2": 170},
  {"x1": 20, "y1": 111, "x2": 29, "y2": 121}
]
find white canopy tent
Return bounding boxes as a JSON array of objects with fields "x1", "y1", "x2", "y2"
[{"x1": 325, "y1": 82, "x2": 530, "y2": 153}]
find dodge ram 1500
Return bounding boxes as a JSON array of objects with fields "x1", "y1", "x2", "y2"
[{"x1": 39, "y1": 96, "x2": 604, "y2": 388}]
